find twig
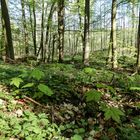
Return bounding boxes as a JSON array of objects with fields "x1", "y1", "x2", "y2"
[
  {"x1": 131, "y1": 71, "x2": 137, "y2": 76},
  {"x1": 23, "y1": 96, "x2": 49, "y2": 109}
]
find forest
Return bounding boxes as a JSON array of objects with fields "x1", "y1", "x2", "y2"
[{"x1": 0, "y1": 0, "x2": 140, "y2": 139}]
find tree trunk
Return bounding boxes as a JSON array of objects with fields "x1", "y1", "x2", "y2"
[
  {"x1": 21, "y1": 0, "x2": 29, "y2": 55},
  {"x1": 47, "y1": 32, "x2": 52, "y2": 62},
  {"x1": 58, "y1": 0, "x2": 65, "y2": 63},
  {"x1": 44, "y1": 2, "x2": 55, "y2": 62},
  {"x1": 33, "y1": 0, "x2": 37, "y2": 56},
  {"x1": 123, "y1": 15, "x2": 126, "y2": 48},
  {"x1": 51, "y1": 34, "x2": 56, "y2": 63},
  {"x1": 1, "y1": 0, "x2": 14, "y2": 61},
  {"x1": 0, "y1": 15, "x2": 4, "y2": 59},
  {"x1": 40, "y1": 0, "x2": 45, "y2": 61},
  {"x1": 131, "y1": 2, "x2": 135, "y2": 46},
  {"x1": 83, "y1": 0, "x2": 90, "y2": 65},
  {"x1": 28, "y1": 1, "x2": 34, "y2": 54},
  {"x1": 77, "y1": 0, "x2": 84, "y2": 54},
  {"x1": 108, "y1": 0, "x2": 117, "y2": 69},
  {"x1": 136, "y1": 10, "x2": 140, "y2": 72}
]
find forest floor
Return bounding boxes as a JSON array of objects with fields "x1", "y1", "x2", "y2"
[{"x1": 0, "y1": 53, "x2": 140, "y2": 140}]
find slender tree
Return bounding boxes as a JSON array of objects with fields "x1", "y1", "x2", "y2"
[
  {"x1": 40, "y1": 0, "x2": 45, "y2": 60},
  {"x1": 58, "y1": 0, "x2": 65, "y2": 62},
  {"x1": 136, "y1": 10, "x2": 140, "y2": 72},
  {"x1": 83, "y1": 0, "x2": 90, "y2": 65},
  {"x1": 0, "y1": 12, "x2": 4, "y2": 59},
  {"x1": 108, "y1": 0, "x2": 117, "y2": 68},
  {"x1": 77, "y1": 0, "x2": 84, "y2": 45},
  {"x1": 0, "y1": 0, "x2": 14, "y2": 61},
  {"x1": 131, "y1": 0, "x2": 135, "y2": 46},
  {"x1": 21, "y1": 0, "x2": 29, "y2": 55},
  {"x1": 33, "y1": 0, "x2": 37, "y2": 56},
  {"x1": 45, "y1": 2, "x2": 55, "y2": 62},
  {"x1": 51, "y1": 34, "x2": 56, "y2": 62},
  {"x1": 28, "y1": 0, "x2": 34, "y2": 53}
]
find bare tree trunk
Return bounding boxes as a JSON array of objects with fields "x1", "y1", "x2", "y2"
[
  {"x1": 107, "y1": 31, "x2": 112, "y2": 64},
  {"x1": 33, "y1": 0, "x2": 37, "y2": 56},
  {"x1": 83, "y1": 0, "x2": 90, "y2": 65},
  {"x1": 51, "y1": 34, "x2": 56, "y2": 63},
  {"x1": 131, "y1": 2, "x2": 135, "y2": 46},
  {"x1": 47, "y1": 32, "x2": 52, "y2": 62},
  {"x1": 77, "y1": 0, "x2": 84, "y2": 54},
  {"x1": 28, "y1": 1, "x2": 34, "y2": 54},
  {"x1": 0, "y1": 15, "x2": 4, "y2": 59},
  {"x1": 108, "y1": 0, "x2": 117, "y2": 68},
  {"x1": 1, "y1": 0, "x2": 14, "y2": 61},
  {"x1": 44, "y1": 2, "x2": 55, "y2": 62},
  {"x1": 100, "y1": 1, "x2": 103, "y2": 50},
  {"x1": 103, "y1": 1, "x2": 107, "y2": 50},
  {"x1": 136, "y1": 10, "x2": 140, "y2": 72},
  {"x1": 58, "y1": 0, "x2": 65, "y2": 63},
  {"x1": 123, "y1": 15, "x2": 126, "y2": 48},
  {"x1": 40, "y1": 0, "x2": 45, "y2": 61},
  {"x1": 21, "y1": 0, "x2": 29, "y2": 56}
]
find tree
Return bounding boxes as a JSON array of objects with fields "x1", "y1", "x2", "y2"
[
  {"x1": 40, "y1": 0, "x2": 45, "y2": 60},
  {"x1": 45, "y1": 2, "x2": 55, "y2": 62},
  {"x1": 83, "y1": 0, "x2": 90, "y2": 65},
  {"x1": 0, "y1": 11, "x2": 4, "y2": 59},
  {"x1": 21, "y1": 0, "x2": 29, "y2": 55},
  {"x1": 77, "y1": 0, "x2": 84, "y2": 55},
  {"x1": 28, "y1": 0, "x2": 34, "y2": 54},
  {"x1": 33, "y1": 0, "x2": 37, "y2": 56},
  {"x1": 58, "y1": 0, "x2": 65, "y2": 63},
  {"x1": 136, "y1": 10, "x2": 140, "y2": 72},
  {"x1": 107, "y1": 0, "x2": 117, "y2": 68},
  {"x1": 0, "y1": 0, "x2": 14, "y2": 61}
]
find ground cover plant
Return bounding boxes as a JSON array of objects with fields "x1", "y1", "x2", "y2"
[
  {"x1": 0, "y1": 53, "x2": 140, "y2": 139},
  {"x1": 0, "y1": 0, "x2": 140, "y2": 139}
]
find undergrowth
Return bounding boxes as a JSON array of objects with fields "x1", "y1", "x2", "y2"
[{"x1": 0, "y1": 58, "x2": 140, "y2": 140}]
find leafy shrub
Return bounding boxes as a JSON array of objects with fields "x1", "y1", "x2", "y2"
[
  {"x1": 84, "y1": 87, "x2": 125, "y2": 123},
  {"x1": 10, "y1": 69, "x2": 54, "y2": 99}
]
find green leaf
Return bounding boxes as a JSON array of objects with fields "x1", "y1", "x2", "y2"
[
  {"x1": 22, "y1": 83, "x2": 34, "y2": 88},
  {"x1": 38, "y1": 84, "x2": 53, "y2": 96},
  {"x1": 104, "y1": 107, "x2": 125, "y2": 123},
  {"x1": 78, "y1": 128, "x2": 85, "y2": 133},
  {"x1": 130, "y1": 87, "x2": 140, "y2": 91},
  {"x1": 96, "y1": 83, "x2": 106, "y2": 88},
  {"x1": 112, "y1": 107, "x2": 125, "y2": 116},
  {"x1": 83, "y1": 67, "x2": 96, "y2": 75},
  {"x1": 104, "y1": 109, "x2": 112, "y2": 120},
  {"x1": 59, "y1": 125, "x2": 66, "y2": 131},
  {"x1": 10, "y1": 77, "x2": 23, "y2": 88},
  {"x1": 85, "y1": 89, "x2": 102, "y2": 102},
  {"x1": 112, "y1": 113, "x2": 120, "y2": 123},
  {"x1": 30, "y1": 69, "x2": 45, "y2": 80},
  {"x1": 107, "y1": 86, "x2": 116, "y2": 94},
  {"x1": 71, "y1": 134, "x2": 83, "y2": 140}
]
